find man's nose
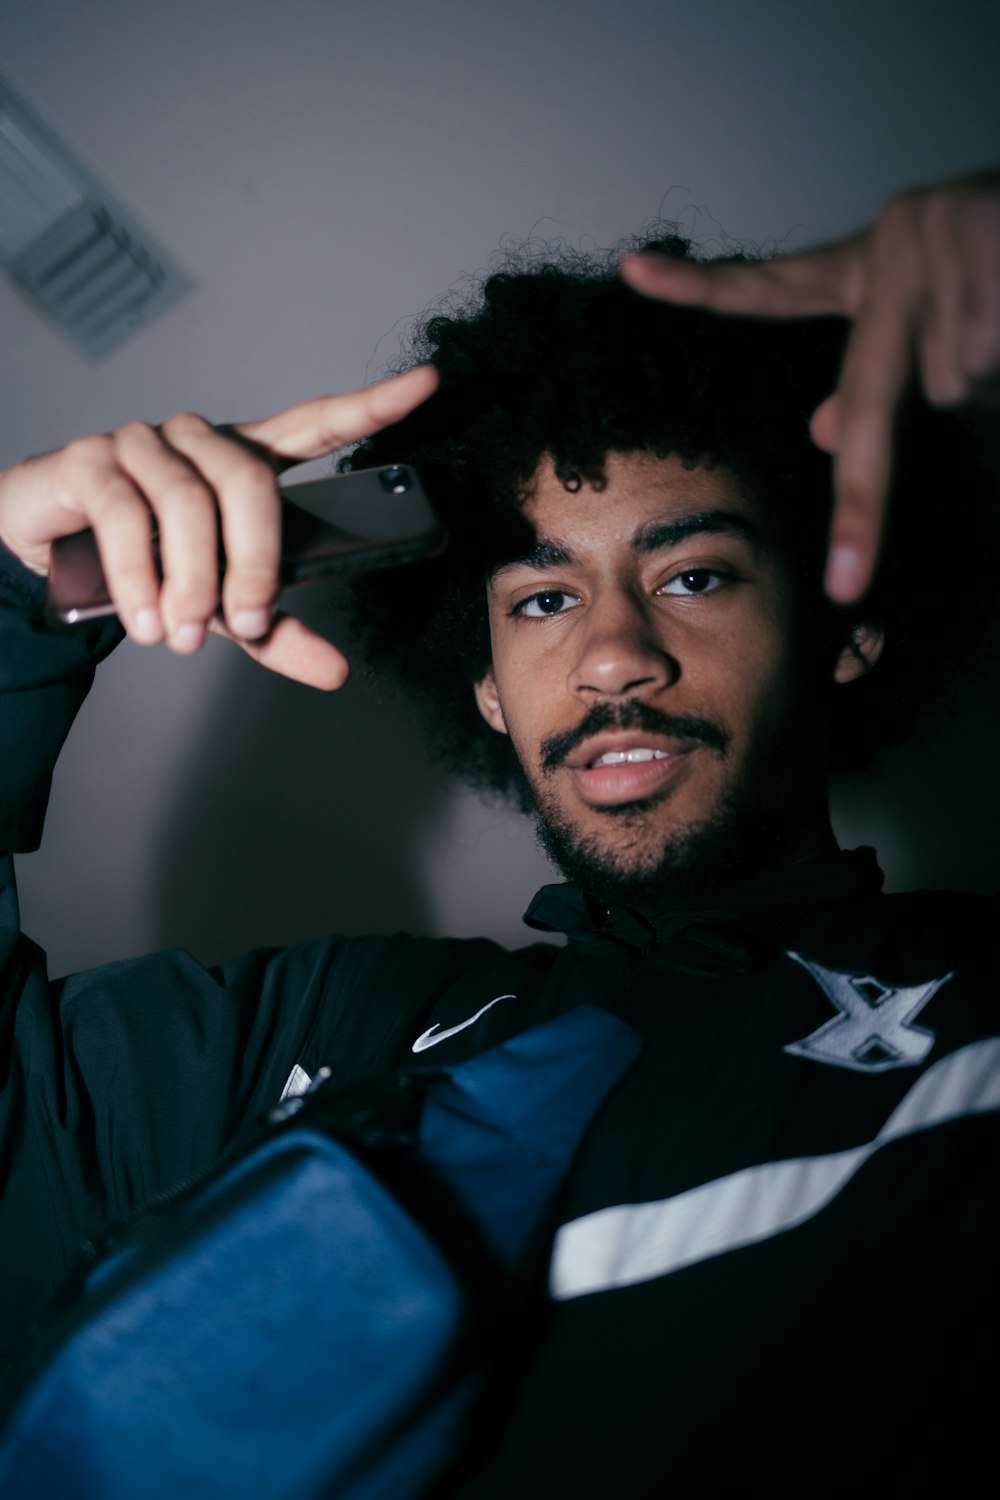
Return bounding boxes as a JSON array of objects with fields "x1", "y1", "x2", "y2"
[{"x1": 568, "y1": 592, "x2": 678, "y2": 700}]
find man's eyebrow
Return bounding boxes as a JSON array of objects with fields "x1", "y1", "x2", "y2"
[
  {"x1": 489, "y1": 509, "x2": 759, "y2": 581},
  {"x1": 489, "y1": 540, "x2": 573, "y2": 581},
  {"x1": 632, "y1": 509, "x2": 760, "y2": 553}
]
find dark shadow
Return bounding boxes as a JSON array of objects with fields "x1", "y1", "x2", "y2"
[
  {"x1": 151, "y1": 590, "x2": 450, "y2": 964},
  {"x1": 832, "y1": 672, "x2": 1000, "y2": 896}
]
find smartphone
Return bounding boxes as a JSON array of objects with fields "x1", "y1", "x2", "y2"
[{"x1": 45, "y1": 464, "x2": 446, "y2": 626}]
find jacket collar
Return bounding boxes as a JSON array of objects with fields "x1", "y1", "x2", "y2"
[{"x1": 523, "y1": 847, "x2": 884, "y2": 978}]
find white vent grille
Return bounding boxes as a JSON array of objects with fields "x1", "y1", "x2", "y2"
[{"x1": 0, "y1": 75, "x2": 191, "y2": 359}]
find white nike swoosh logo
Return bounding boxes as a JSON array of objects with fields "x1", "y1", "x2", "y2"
[{"x1": 411, "y1": 993, "x2": 515, "y2": 1053}]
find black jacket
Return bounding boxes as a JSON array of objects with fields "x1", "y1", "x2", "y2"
[{"x1": 1, "y1": 543, "x2": 997, "y2": 1495}]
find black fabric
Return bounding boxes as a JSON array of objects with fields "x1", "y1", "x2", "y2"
[
  {"x1": 0, "y1": 549, "x2": 997, "y2": 1494},
  {"x1": 0, "y1": 538, "x2": 123, "y2": 853}
]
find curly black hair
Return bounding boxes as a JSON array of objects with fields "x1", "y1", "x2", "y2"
[{"x1": 342, "y1": 232, "x2": 996, "y2": 806}]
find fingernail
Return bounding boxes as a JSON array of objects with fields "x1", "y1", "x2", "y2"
[
  {"x1": 169, "y1": 623, "x2": 206, "y2": 655},
  {"x1": 825, "y1": 545, "x2": 866, "y2": 602},
  {"x1": 232, "y1": 607, "x2": 271, "y2": 640},
  {"x1": 131, "y1": 607, "x2": 163, "y2": 645}
]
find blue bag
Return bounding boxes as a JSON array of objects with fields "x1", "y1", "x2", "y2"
[{"x1": 0, "y1": 1006, "x2": 639, "y2": 1500}]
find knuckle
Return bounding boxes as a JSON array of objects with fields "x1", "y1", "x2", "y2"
[
  {"x1": 160, "y1": 472, "x2": 215, "y2": 512},
  {"x1": 62, "y1": 433, "x2": 114, "y2": 469},
  {"x1": 105, "y1": 554, "x2": 155, "y2": 592},
  {"x1": 918, "y1": 189, "x2": 953, "y2": 234},
  {"x1": 964, "y1": 332, "x2": 998, "y2": 379},
  {"x1": 834, "y1": 484, "x2": 877, "y2": 527},
  {"x1": 958, "y1": 277, "x2": 990, "y2": 328},
  {"x1": 310, "y1": 412, "x2": 349, "y2": 452},
  {"x1": 117, "y1": 419, "x2": 158, "y2": 445},
  {"x1": 164, "y1": 571, "x2": 217, "y2": 611},
  {"x1": 919, "y1": 332, "x2": 969, "y2": 406},
  {"x1": 921, "y1": 370, "x2": 949, "y2": 407},
  {"x1": 161, "y1": 410, "x2": 213, "y2": 441},
  {"x1": 89, "y1": 475, "x2": 142, "y2": 521},
  {"x1": 919, "y1": 342, "x2": 962, "y2": 406},
  {"x1": 225, "y1": 454, "x2": 278, "y2": 499},
  {"x1": 840, "y1": 258, "x2": 869, "y2": 318},
  {"x1": 224, "y1": 574, "x2": 277, "y2": 610},
  {"x1": 227, "y1": 549, "x2": 278, "y2": 579},
  {"x1": 876, "y1": 193, "x2": 921, "y2": 251}
]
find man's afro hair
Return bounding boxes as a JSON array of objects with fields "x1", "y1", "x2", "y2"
[{"x1": 340, "y1": 232, "x2": 996, "y2": 806}]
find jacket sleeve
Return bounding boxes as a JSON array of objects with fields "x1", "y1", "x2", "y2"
[
  {"x1": 0, "y1": 542, "x2": 122, "y2": 1355},
  {"x1": 0, "y1": 543, "x2": 493, "y2": 1364},
  {"x1": 0, "y1": 547, "x2": 390, "y2": 1360},
  {"x1": 0, "y1": 539, "x2": 124, "y2": 856}
]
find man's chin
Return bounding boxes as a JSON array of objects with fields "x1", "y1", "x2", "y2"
[{"x1": 532, "y1": 789, "x2": 781, "y2": 906}]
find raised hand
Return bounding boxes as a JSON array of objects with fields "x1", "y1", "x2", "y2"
[
  {"x1": 621, "y1": 169, "x2": 1000, "y2": 602},
  {"x1": 0, "y1": 366, "x2": 438, "y2": 687}
]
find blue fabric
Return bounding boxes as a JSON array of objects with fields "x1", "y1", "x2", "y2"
[
  {"x1": 0, "y1": 1006, "x2": 639, "y2": 1500},
  {"x1": 420, "y1": 1003, "x2": 643, "y2": 1267}
]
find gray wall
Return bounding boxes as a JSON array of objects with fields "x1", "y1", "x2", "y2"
[{"x1": 2, "y1": 0, "x2": 998, "y2": 974}]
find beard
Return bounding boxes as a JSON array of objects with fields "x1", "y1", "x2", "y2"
[
  {"x1": 522, "y1": 700, "x2": 793, "y2": 906},
  {"x1": 532, "y1": 780, "x2": 786, "y2": 906}
]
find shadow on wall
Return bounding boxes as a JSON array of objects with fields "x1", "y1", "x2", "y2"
[
  {"x1": 831, "y1": 672, "x2": 1000, "y2": 896},
  {"x1": 151, "y1": 590, "x2": 451, "y2": 964}
]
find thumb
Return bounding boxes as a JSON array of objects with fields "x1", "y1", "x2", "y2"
[{"x1": 208, "y1": 612, "x2": 350, "y2": 690}]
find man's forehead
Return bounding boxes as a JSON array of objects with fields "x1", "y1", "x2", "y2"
[
  {"x1": 490, "y1": 509, "x2": 762, "y2": 581},
  {"x1": 489, "y1": 451, "x2": 764, "y2": 581}
]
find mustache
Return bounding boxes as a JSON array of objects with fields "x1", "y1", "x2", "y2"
[{"x1": 541, "y1": 700, "x2": 730, "y2": 773}]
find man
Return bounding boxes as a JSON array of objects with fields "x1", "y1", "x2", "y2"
[{"x1": 0, "y1": 168, "x2": 997, "y2": 1493}]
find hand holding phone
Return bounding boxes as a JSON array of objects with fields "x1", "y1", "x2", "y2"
[
  {"x1": 45, "y1": 463, "x2": 446, "y2": 625},
  {"x1": 0, "y1": 369, "x2": 439, "y2": 688}
]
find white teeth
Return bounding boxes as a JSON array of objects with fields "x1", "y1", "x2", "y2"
[{"x1": 592, "y1": 748, "x2": 671, "y2": 767}]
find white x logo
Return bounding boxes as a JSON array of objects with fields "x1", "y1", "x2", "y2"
[{"x1": 784, "y1": 952, "x2": 952, "y2": 1073}]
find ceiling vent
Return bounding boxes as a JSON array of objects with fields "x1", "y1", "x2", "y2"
[{"x1": 0, "y1": 74, "x2": 192, "y2": 359}]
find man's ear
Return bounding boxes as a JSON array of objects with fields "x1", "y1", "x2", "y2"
[
  {"x1": 474, "y1": 670, "x2": 508, "y2": 734},
  {"x1": 833, "y1": 621, "x2": 885, "y2": 684}
]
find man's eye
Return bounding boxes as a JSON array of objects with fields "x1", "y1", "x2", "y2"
[
  {"x1": 659, "y1": 569, "x2": 725, "y2": 596},
  {"x1": 515, "y1": 589, "x2": 580, "y2": 617}
]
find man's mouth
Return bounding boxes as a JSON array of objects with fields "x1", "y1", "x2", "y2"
[
  {"x1": 539, "y1": 703, "x2": 729, "y2": 811},
  {"x1": 588, "y1": 747, "x2": 673, "y2": 768},
  {"x1": 564, "y1": 732, "x2": 697, "y2": 807},
  {"x1": 541, "y1": 702, "x2": 729, "y2": 775}
]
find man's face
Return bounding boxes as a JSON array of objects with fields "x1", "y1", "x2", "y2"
[{"x1": 475, "y1": 451, "x2": 840, "y2": 901}]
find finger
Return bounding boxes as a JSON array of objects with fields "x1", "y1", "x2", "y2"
[
  {"x1": 133, "y1": 413, "x2": 228, "y2": 649},
  {"x1": 956, "y1": 195, "x2": 1000, "y2": 387},
  {"x1": 236, "y1": 365, "x2": 439, "y2": 468},
  {"x1": 208, "y1": 612, "x2": 350, "y2": 690},
  {"x1": 809, "y1": 393, "x2": 839, "y2": 454},
  {"x1": 916, "y1": 194, "x2": 966, "y2": 405},
  {"x1": 158, "y1": 415, "x2": 281, "y2": 640},
  {"x1": 2, "y1": 432, "x2": 164, "y2": 625},
  {"x1": 620, "y1": 234, "x2": 867, "y2": 319},
  {"x1": 82, "y1": 461, "x2": 164, "y2": 644},
  {"x1": 824, "y1": 221, "x2": 918, "y2": 602}
]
